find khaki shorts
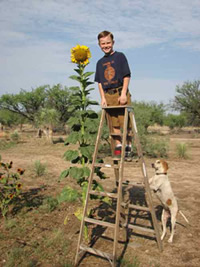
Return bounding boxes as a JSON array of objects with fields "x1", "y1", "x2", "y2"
[{"x1": 104, "y1": 90, "x2": 132, "y2": 128}]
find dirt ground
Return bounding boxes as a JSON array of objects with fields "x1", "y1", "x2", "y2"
[{"x1": 0, "y1": 128, "x2": 200, "y2": 267}]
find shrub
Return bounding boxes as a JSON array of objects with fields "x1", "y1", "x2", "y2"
[
  {"x1": 41, "y1": 196, "x2": 59, "y2": 212},
  {"x1": 164, "y1": 113, "x2": 187, "y2": 130},
  {"x1": 10, "y1": 130, "x2": 20, "y2": 142},
  {"x1": 34, "y1": 160, "x2": 47, "y2": 176},
  {"x1": 139, "y1": 136, "x2": 169, "y2": 158},
  {"x1": 176, "y1": 143, "x2": 189, "y2": 159}
]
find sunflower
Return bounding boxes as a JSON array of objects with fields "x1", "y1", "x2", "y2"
[
  {"x1": 8, "y1": 193, "x2": 15, "y2": 199},
  {"x1": 71, "y1": 45, "x2": 91, "y2": 65},
  {"x1": 16, "y1": 183, "x2": 22, "y2": 190}
]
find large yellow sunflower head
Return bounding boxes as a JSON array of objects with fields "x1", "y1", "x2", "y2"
[{"x1": 71, "y1": 45, "x2": 91, "y2": 65}]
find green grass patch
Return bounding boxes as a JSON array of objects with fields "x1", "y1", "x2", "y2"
[
  {"x1": 176, "y1": 143, "x2": 189, "y2": 159},
  {"x1": 33, "y1": 160, "x2": 47, "y2": 177}
]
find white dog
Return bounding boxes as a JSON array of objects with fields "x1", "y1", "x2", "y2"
[{"x1": 149, "y1": 159, "x2": 189, "y2": 243}]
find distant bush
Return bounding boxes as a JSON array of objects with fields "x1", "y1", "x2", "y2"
[{"x1": 164, "y1": 113, "x2": 187, "y2": 129}]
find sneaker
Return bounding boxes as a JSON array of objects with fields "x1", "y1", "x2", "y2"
[
  {"x1": 114, "y1": 146, "x2": 121, "y2": 157},
  {"x1": 125, "y1": 146, "x2": 132, "y2": 161}
]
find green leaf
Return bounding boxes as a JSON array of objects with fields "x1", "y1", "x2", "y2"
[
  {"x1": 87, "y1": 110, "x2": 98, "y2": 119},
  {"x1": 69, "y1": 75, "x2": 81, "y2": 82},
  {"x1": 67, "y1": 116, "x2": 80, "y2": 126},
  {"x1": 59, "y1": 169, "x2": 70, "y2": 181},
  {"x1": 57, "y1": 186, "x2": 79, "y2": 203},
  {"x1": 65, "y1": 132, "x2": 80, "y2": 144},
  {"x1": 63, "y1": 150, "x2": 79, "y2": 161},
  {"x1": 83, "y1": 71, "x2": 94, "y2": 78},
  {"x1": 87, "y1": 100, "x2": 99, "y2": 105},
  {"x1": 74, "y1": 68, "x2": 81, "y2": 75},
  {"x1": 69, "y1": 166, "x2": 84, "y2": 180},
  {"x1": 82, "y1": 166, "x2": 90, "y2": 177},
  {"x1": 79, "y1": 146, "x2": 93, "y2": 160}
]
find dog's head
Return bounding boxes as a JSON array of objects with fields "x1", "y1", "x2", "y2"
[{"x1": 152, "y1": 159, "x2": 168, "y2": 174}]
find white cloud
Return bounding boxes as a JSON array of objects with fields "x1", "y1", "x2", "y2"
[{"x1": 0, "y1": 0, "x2": 200, "y2": 99}]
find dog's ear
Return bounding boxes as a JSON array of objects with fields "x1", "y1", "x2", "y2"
[{"x1": 161, "y1": 160, "x2": 168, "y2": 173}]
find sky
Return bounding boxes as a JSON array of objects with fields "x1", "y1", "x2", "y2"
[{"x1": 1, "y1": 0, "x2": 200, "y2": 110}]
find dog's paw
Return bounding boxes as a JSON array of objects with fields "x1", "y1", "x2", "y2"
[{"x1": 168, "y1": 237, "x2": 173, "y2": 243}]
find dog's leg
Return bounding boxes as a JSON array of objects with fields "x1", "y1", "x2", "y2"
[
  {"x1": 168, "y1": 207, "x2": 178, "y2": 243},
  {"x1": 161, "y1": 209, "x2": 169, "y2": 240}
]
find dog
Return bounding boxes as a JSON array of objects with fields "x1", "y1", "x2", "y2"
[{"x1": 149, "y1": 159, "x2": 189, "y2": 243}]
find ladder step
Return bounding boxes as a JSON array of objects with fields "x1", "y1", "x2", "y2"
[
  {"x1": 103, "y1": 105, "x2": 132, "y2": 110},
  {"x1": 94, "y1": 163, "x2": 119, "y2": 169},
  {"x1": 80, "y1": 244, "x2": 113, "y2": 260},
  {"x1": 89, "y1": 190, "x2": 118, "y2": 198},
  {"x1": 122, "y1": 223, "x2": 155, "y2": 234},
  {"x1": 121, "y1": 202, "x2": 150, "y2": 212},
  {"x1": 110, "y1": 133, "x2": 133, "y2": 137},
  {"x1": 122, "y1": 181, "x2": 144, "y2": 187},
  {"x1": 84, "y1": 217, "x2": 115, "y2": 228}
]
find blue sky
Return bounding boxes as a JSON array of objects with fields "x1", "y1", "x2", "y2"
[{"x1": 1, "y1": 0, "x2": 200, "y2": 109}]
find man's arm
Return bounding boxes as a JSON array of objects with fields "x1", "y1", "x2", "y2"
[
  {"x1": 98, "y1": 83, "x2": 107, "y2": 107},
  {"x1": 118, "y1": 76, "x2": 130, "y2": 105}
]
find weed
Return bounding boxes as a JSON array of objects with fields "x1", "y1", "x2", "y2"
[
  {"x1": 10, "y1": 130, "x2": 20, "y2": 142},
  {"x1": 45, "y1": 229, "x2": 69, "y2": 249},
  {"x1": 40, "y1": 196, "x2": 59, "y2": 212},
  {"x1": 33, "y1": 160, "x2": 47, "y2": 176},
  {"x1": 5, "y1": 246, "x2": 30, "y2": 267},
  {"x1": 118, "y1": 255, "x2": 140, "y2": 267},
  {"x1": 4, "y1": 218, "x2": 17, "y2": 229},
  {"x1": 0, "y1": 140, "x2": 16, "y2": 150},
  {"x1": 176, "y1": 143, "x2": 189, "y2": 159}
]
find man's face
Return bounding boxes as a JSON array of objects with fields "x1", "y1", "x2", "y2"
[{"x1": 99, "y1": 35, "x2": 114, "y2": 55}]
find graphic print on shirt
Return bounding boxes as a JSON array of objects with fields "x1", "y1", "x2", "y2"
[{"x1": 103, "y1": 60, "x2": 118, "y2": 86}]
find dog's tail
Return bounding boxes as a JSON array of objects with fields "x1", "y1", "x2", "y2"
[{"x1": 179, "y1": 210, "x2": 189, "y2": 224}]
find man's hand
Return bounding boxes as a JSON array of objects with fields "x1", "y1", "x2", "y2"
[
  {"x1": 118, "y1": 93, "x2": 127, "y2": 105},
  {"x1": 101, "y1": 97, "x2": 107, "y2": 107}
]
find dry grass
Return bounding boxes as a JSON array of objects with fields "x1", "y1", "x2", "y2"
[{"x1": 0, "y1": 129, "x2": 200, "y2": 266}]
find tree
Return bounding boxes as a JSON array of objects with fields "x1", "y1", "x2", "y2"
[
  {"x1": 0, "y1": 84, "x2": 74, "y2": 127},
  {"x1": 172, "y1": 80, "x2": 200, "y2": 126},
  {"x1": 0, "y1": 109, "x2": 26, "y2": 128},
  {"x1": 133, "y1": 101, "x2": 166, "y2": 132},
  {"x1": 0, "y1": 86, "x2": 48, "y2": 122},
  {"x1": 46, "y1": 84, "x2": 74, "y2": 124}
]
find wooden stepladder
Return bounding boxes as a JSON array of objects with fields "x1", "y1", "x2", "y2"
[{"x1": 75, "y1": 106, "x2": 163, "y2": 266}]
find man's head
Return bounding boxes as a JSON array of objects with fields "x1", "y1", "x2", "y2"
[{"x1": 98, "y1": 30, "x2": 115, "y2": 55}]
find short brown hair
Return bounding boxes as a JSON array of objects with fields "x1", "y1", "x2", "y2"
[{"x1": 97, "y1": 30, "x2": 114, "y2": 42}]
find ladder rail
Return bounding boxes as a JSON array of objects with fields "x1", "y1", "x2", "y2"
[
  {"x1": 75, "y1": 109, "x2": 106, "y2": 265},
  {"x1": 129, "y1": 110, "x2": 163, "y2": 251},
  {"x1": 113, "y1": 106, "x2": 129, "y2": 264}
]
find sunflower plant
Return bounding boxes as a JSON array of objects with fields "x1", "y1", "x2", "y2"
[
  {"x1": 0, "y1": 159, "x2": 24, "y2": 217},
  {"x1": 60, "y1": 45, "x2": 106, "y2": 231}
]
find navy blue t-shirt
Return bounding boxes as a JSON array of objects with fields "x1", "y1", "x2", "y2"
[{"x1": 95, "y1": 51, "x2": 131, "y2": 90}]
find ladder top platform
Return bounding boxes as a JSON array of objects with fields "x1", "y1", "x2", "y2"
[{"x1": 102, "y1": 105, "x2": 133, "y2": 110}]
